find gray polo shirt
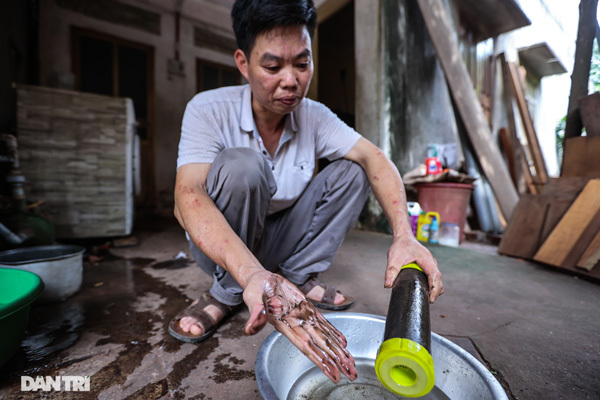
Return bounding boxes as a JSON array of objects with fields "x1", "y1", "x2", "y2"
[{"x1": 177, "y1": 84, "x2": 361, "y2": 214}]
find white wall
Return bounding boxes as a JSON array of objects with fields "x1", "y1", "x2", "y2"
[
  {"x1": 354, "y1": 0, "x2": 385, "y2": 150},
  {"x1": 38, "y1": 0, "x2": 237, "y2": 214},
  {"x1": 496, "y1": 0, "x2": 578, "y2": 177}
]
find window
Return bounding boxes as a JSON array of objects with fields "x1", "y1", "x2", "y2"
[{"x1": 196, "y1": 59, "x2": 241, "y2": 93}]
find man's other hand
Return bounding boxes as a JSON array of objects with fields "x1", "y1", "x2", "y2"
[
  {"x1": 243, "y1": 271, "x2": 358, "y2": 383},
  {"x1": 385, "y1": 232, "x2": 444, "y2": 303}
]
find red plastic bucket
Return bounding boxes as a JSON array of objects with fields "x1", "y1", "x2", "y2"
[{"x1": 416, "y1": 183, "x2": 473, "y2": 243}]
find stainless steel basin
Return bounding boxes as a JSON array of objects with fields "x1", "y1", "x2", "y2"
[{"x1": 256, "y1": 313, "x2": 508, "y2": 400}]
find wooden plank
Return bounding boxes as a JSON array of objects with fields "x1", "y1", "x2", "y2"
[
  {"x1": 519, "y1": 147, "x2": 536, "y2": 194},
  {"x1": 577, "y1": 231, "x2": 600, "y2": 271},
  {"x1": 498, "y1": 127, "x2": 517, "y2": 186},
  {"x1": 499, "y1": 54, "x2": 531, "y2": 195},
  {"x1": 585, "y1": 260, "x2": 600, "y2": 273},
  {"x1": 562, "y1": 210, "x2": 600, "y2": 269},
  {"x1": 506, "y1": 61, "x2": 548, "y2": 183},
  {"x1": 495, "y1": 178, "x2": 586, "y2": 256},
  {"x1": 534, "y1": 180, "x2": 600, "y2": 267},
  {"x1": 539, "y1": 177, "x2": 589, "y2": 243},
  {"x1": 417, "y1": 0, "x2": 519, "y2": 220},
  {"x1": 578, "y1": 92, "x2": 600, "y2": 137},
  {"x1": 498, "y1": 195, "x2": 548, "y2": 259},
  {"x1": 561, "y1": 135, "x2": 600, "y2": 179}
]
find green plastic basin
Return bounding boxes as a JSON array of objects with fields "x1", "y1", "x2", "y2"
[{"x1": 0, "y1": 268, "x2": 44, "y2": 369}]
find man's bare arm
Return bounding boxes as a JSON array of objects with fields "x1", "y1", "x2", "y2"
[
  {"x1": 174, "y1": 163, "x2": 263, "y2": 288},
  {"x1": 173, "y1": 162, "x2": 358, "y2": 382},
  {"x1": 344, "y1": 138, "x2": 444, "y2": 302}
]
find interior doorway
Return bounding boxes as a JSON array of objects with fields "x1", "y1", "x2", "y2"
[
  {"x1": 318, "y1": 1, "x2": 355, "y2": 128},
  {"x1": 71, "y1": 28, "x2": 155, "y2": 206}
]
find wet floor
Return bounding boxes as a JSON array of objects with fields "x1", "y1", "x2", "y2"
[
  {"x1": 0, "y1": 229, "x2": 268, "y2": 399},
  {"x1": 1, "y1": 220, "x2": 599, "y2": 400}
]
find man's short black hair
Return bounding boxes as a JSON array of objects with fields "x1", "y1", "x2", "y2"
[{"x1": 231, "y1": 0, "x2": 317, "y2": 58}]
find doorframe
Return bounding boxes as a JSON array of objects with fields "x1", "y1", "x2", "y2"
[
  {"x1": 309, "y1": 0, "x2": 354, "y2": 100},
  {"x1": 70, "y1": 27, "x2": 156, "y2": 205}
]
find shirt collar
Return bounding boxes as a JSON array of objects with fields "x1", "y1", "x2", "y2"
[
  {"x1": 239, "y1": 85, "x2": 299, "y2": 136},
  {"x1": 240, "y1": 85, "x2": 254, "y2": 133}
]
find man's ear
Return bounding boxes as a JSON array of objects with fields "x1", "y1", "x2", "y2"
[{"x1": 235, "y1": 49, "x2": 249, "y2": 80}]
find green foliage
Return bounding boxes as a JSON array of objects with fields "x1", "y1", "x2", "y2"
[
  {"x1": 591, "y1": 38, "x2": 600, "y2": 92},
  {"x1": 555, "y1": 115, "x2": 566, "y2": 168}
]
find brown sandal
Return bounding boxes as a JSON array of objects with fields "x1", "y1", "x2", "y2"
[
  {"x1": 299, "y1": 277, "x2": 354, "y2": 311},
  {"x1": 168, "y1": 291, "x2": 237, "y2": 343}
]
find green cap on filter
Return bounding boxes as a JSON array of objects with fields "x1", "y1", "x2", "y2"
[{"x1": 375, "y1": 263, "x2": 435, "y2": 397}]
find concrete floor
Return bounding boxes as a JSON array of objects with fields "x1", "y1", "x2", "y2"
[{"x1": 1, "y1": 217, "x2": 599, "y2": 400}]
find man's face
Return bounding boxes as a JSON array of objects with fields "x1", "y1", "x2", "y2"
[{"x1": 235, "y1": 25, "x2": 313, "y2": 117}]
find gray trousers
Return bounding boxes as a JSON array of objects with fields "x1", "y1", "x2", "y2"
[{"x1": 188, "y1": 147, "x2": 370, "y2": 306}]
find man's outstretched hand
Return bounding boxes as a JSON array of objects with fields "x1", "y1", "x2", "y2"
[
  {"x1": 242, "y1": 271, "x2": 357, "y2": 383},
  {"x1": 385, "y1": 232, "x2": 444, "y2": 303}
]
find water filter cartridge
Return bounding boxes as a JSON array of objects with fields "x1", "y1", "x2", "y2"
[{"x1": 375, "y1": 263, "x2": 435, "y2": 397}]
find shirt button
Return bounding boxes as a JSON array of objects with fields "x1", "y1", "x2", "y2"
[
  {"x1": 271, "y1": 166, "x2": 275, "y2": 170},
  {"x1": 262, "y1": 150, "x2": 267, "y2": 155}
]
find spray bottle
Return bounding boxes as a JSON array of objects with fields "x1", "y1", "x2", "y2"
[
  {"x1": 429, "y1": 216, "x2": 440, "y2": 244},
  {"x1": 375, "y1": 263, "x2": 435, "y2": 397}
]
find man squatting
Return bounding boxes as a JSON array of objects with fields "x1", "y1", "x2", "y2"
[{"x1": 170, "y1": 0, "x2": 444, "y2": 383}]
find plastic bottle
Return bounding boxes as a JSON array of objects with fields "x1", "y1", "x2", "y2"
[
  {"x1": 375, "y1": 263, "x2": 435, "y2": 397},
  {"x1": 407, "y1": 202, "x2": 423, "y2": 236},
  {"x1": 439, "y1": 222, "x2": 460, "y2": 247},
  {"x1": 425, "y1": 145, "x2": 442, "y2": 176},
  {"x1": 415, "y1": 212, "x2": 429, "y2": 242},
  {"x1": 416, "y1": 212, "x2": 440, "y2": 243},
  {"x1": 429, "y1": 216, "x2": 439, "y2": 244}
]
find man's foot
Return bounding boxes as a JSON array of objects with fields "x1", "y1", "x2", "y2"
[
  {"x1": 299, "y1": 278, "x2": 354, "y2": 311},
  {"x1": 305, "y1": 285, "x2": 346, "y2": 306},
  {"x1": 179, "y1": 302, "x2": 225, "y2": 336},
  {"x1": 168, "y1": 292, "x2": 237, "y2": 343}
]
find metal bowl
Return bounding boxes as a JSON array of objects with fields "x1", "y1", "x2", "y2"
[
  {"x1": 256, "y1": 313, "x2": 508, "y2": 400},
  {"x1": 0, "y1": 245, "x2": 85, "y2": 303}
]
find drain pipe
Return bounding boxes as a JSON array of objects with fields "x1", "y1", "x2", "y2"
[
  {"x1": 0, "y1": 134, "x2": 35, "y2": 245},
  {"x1": 0, "y1": 222, "x2": 29, "y2": 244},
  {"x1": 1, "y1": 134, "x2": 27, "y2": 210},
  {"x1": 167, "y1": 0, "x2": 186, "y2": 77}
]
